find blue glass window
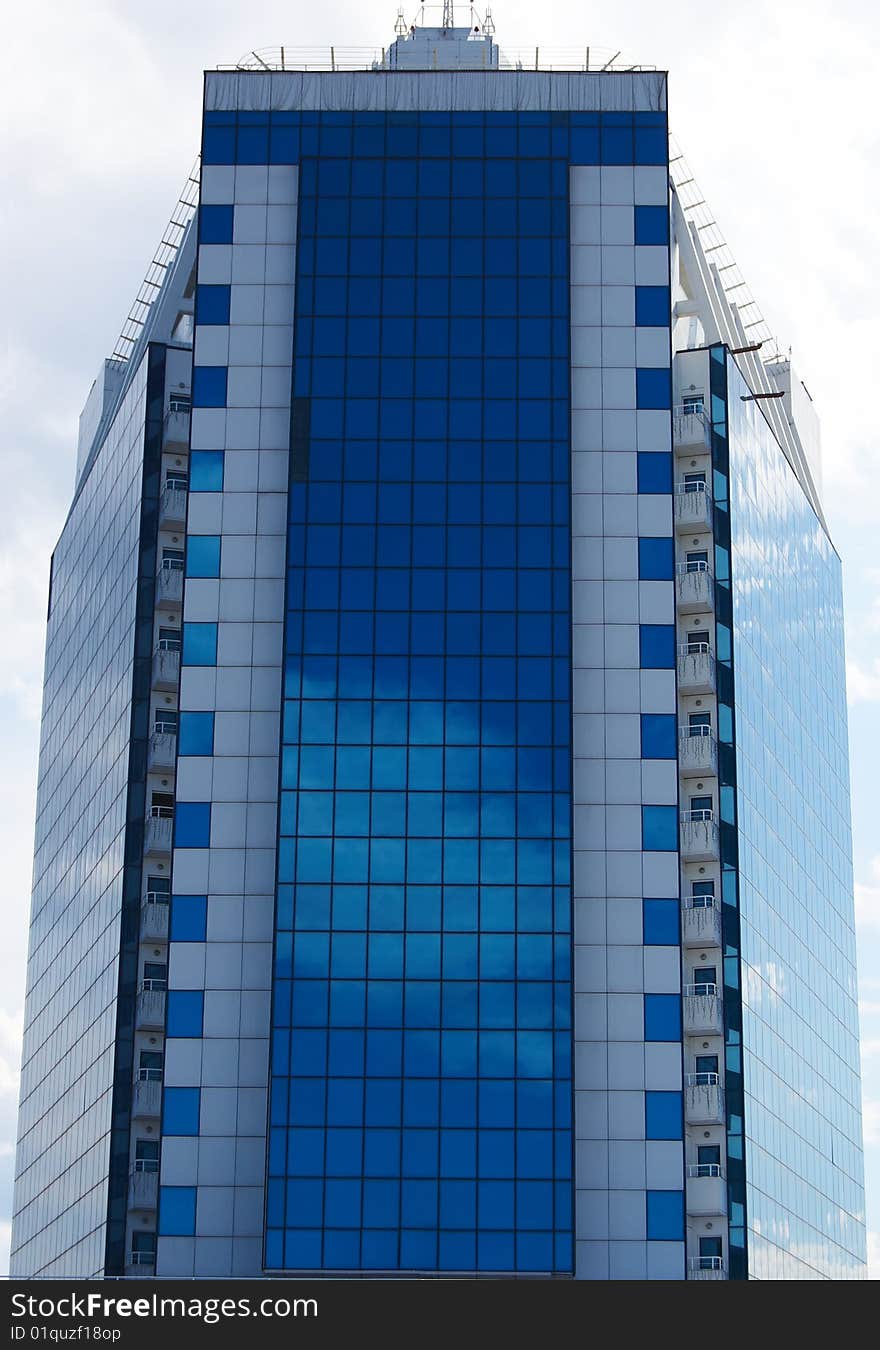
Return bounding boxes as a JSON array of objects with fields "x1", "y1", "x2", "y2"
[
  {"x1": 639, "y1": 625, "x2": 675, "y2": 669},
  {"x1": 636, "y1": 368, "x2": 672, "y2": 410},
  {"x1": 644, "y1": 994, "x2": 681, "y2": 1042},
  {"x1": 175, "y1": 802, "x2": 211, "y2": 847},
  {"x1": 192, "y1": 366, "x2": 227, "y2": 408},
  {"x1": 159, "y1": 1186, "x2": 197, "y2": 1236},
  {"x1": 190, "y1": 450, "x2": 225, "y2": 492},
  {"x1": 638, "y1": 537, "x2": 674, "y2": 580},
  {"x1": 640, "y1": 714, "x2": 677, "y2": 759},
  {"x1": 182, "y1": 622, "x2": 217, "y2": 666},
  {"x1": 634, "y1": 206, "x2": 669, "y2": 246},
  {"x1": 202, "y1": 124, "x2": 235, "y2": 164},
  {"x1": 186, "y1": 535, "x2": 221, "y2": 578},
  {"x1": 170, "y1": 895, "x2": 208, "y2": 943},
  {"x1": 634, "y1": 286, "x2": 670, "y2": 327},
  {"x1": 645, "y1": 1091, "x2": 683, "y2": 1140},
  {"x1": 636, "y1": 453, "x2": 672, "y2": 495},
  {"x1": 166, "y1": 990, "x2": 204, "y2": 1038},
  {"x1": 643, "y1": 899, "x2": 678, "y2": 945},
  {"x1": 642, "y1": 805, "x2": 678, "y2": 850},
  {"x1": 199, "y1": 204, "x2": 234, "y2": 244},
  {"x1": 196, "y1": 285, "x2": 231, "y2": 326},
  {"x1": 646, "y1": 1189, "x2": 684, "y2": 1240},
  {"x1": 162, "y1": 1087, "x2": 201, "y2": 1135},
  {"x1": 178, "y1": 712, "x2": 214, "y2": 757}
]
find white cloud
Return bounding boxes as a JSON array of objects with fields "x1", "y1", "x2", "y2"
[
  {"x1": 855, "y1": 859, "x2": 880, "y2": 934},
  {"x1": 868, "y1": 1230, "x2": 880, "y2": 1281},
  {"x1": 862, "y1": 1100, "x2": 880, "y2": 1148},
  {"x1": 848, "y1": 661, "x2": 880, "y2": 706}
]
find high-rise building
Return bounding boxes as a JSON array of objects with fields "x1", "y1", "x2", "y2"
[{"x1": 11, "y1": 17, "x2": 866, "y2": 1281}]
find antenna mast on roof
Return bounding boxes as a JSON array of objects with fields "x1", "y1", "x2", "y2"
[{"x1": 442, "y1": 1, "x2": 455, "y2": 30}]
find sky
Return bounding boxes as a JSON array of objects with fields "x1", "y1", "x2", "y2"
[{"x1": 0, "y1": 0, "x2": 878, "y2": 1278}]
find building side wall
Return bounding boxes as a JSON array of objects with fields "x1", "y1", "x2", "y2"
[{"x1": 11, "y1": 359, "x2": 153, "y2": 1276}]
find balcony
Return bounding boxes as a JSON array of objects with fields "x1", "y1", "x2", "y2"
[
  {"x1": 682, "y1": 899, "x2": 723, "y2": 949},
  {"x1": 686, "y1": 1166, "x2": 727, "y2": 1219},
  {"x1": 674, "y1": 483, "x2": 712, "y2": 533},
  {"x1": 125, "y1": 1251, "x2": 156, "y2": 1278},
  {"x1": 677, "y1": 643, "x2": 715, "y2": 694},
  {"x1": 680, "y1": 810, "x2": 719, "y2": 861},
  {"x1": 155, "y1": 560, "x2": 183, "y2": 609},
  {"x1": 152, "y1": 645, "x2": 180, "y2": 692},
  {"x1": 140, "y1": 898, "x2": 169, "y2": 942},
  {"x1": 678, "y1": 727, "x2": 718, "y2": 778},
  {"x1": 676, "y1": 564, "x2": 714, "y2": 613},
  {"x1": 673, "y1": 408, "x2": 711, "y2": 455},
  {"x1": 136, "y1": 986, "x2": 166, "y2": 1031},
  {"x1": 132, "y1": 1076, "x2": 162, "y2": 1119},
  {"x1": 163, "y1": 407, "x2": 190, "y2": 451},
  {"x1": 683, "y1": 986, "x2": 724, "y2": 1036},
  {"x1": 143, "y1": 812, "x2": 173, "y2": 857},
  {"x1": 159, "y1": 485, "x2": 187, "y2": 529},
  {"x1": 148, "y1": 731, "x2": 176, "y2": 773},
  {"x1": 687, "y1": 1257, "x2": 726, "y2": 1281},
  {"x1": 128, "y1": 1168, "x2": 159, "y2": 1212},
  {"x1": 685, "y1": 1074, "x2": 725, "y2": 1124}
]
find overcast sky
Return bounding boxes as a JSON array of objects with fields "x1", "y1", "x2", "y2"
[{"x1": 1, "y1": 0, "x2": 878, "y2": 1277}]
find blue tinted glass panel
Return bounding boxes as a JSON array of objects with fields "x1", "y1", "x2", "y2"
[
  {"x1": 196, "y1": 285, "x2": 231, "y2": 326},
  {"x1": 636, "y1": 453, "x2": 672, "y2": 495},
  {"x1": 646, "y1": 1190, "x2": 684, "y2": 1240},
  {"x1": 644, "y1": 994, "x2": 681, "y2": 1041},
  {"x1": 641, "y1": 805, "x2": 678, "y2": 850},
  {"x1": 643, "y1": 899, "x2": 678, "y2": 946},
  {"x1": 175, "y1": 802, "x2": 211, "y2": 847},
  {"x1": 159, "y1": 1186, "x2": 197, "y2": 1235},
  {"x1": 192, "y1": 366, "x2": 227, "y2": 408},
  {"x1": 178, "y1": 712, "x2": 214, "y2": 757},
  {"x1": 163, "y1": 1087, "x2": 201, "y2": 1134},
  {"x1": 170, "y1": 895, "x2": 208, "y2": 943},
  {"x1": 182, "y1": 622, "x2": 217, "y2": 666},
  {"x1": 645, "y1": 1091, "x2": 682, "y2": 1140},
  {"x1": 166, "y1": 991, "x2": 204, "y2": 1038},
  {"x1": 186, "y1": 536, "x2": 221, "y2": 578},
  {"x1": 638, "y1": 537, "x2": 673, "y2": 580},
  {"x1": 639, "y1": 626, "x2": 675, "y2": 669},
  {"x1": 190, "y1": 450, "x2": 225, "y2": 492},
  {"x1": 199, "y1": 204, "x2": 234, "y2": 244},
  {"x1": 636, "y1": 368, "x2": 671, "y2": 410}
]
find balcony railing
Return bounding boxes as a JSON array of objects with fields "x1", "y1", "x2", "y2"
[
  {"x1": 675, "y1": 564, "x2": 714, "y2": 613},
  {"x1": 155, "y1": 560, "x2": 183, "y2": 607},
  {"x1": 678, "y1": 727, "x2": 718, "y2": 777},
  {"x1": 683, "y1": 989, "x2": 724, "y2": 1036},
  {"x1": 680, "y1": 810, "x2": 719, "y2": 861},
  {"x1": 674, "y1": 482, "x2": 712, "y2": 531},
  {"x1": 687, "y1": 1256, "x2": 726, "y2": 1279},
  {"x1": 677, "y1": 642, "x2": 715, "y2": 693},
  {"x1": 685, "y1": 1071, "x2": 720, "y2": 1087},
  {"x1": 681, "y1": 898, "x2": 722, "y2": 948},
  {"x1": 686, "y1": 1163, "x2": 724, "y2": 1179},
  {"x1": 152, "y1": 645, "x2": 180, "y2": 691},
  {"x1": 143, "y1": 814, "x2": 173, "y2": 856},
  {"x1": 140, "y1": 899, "x2": 169, "y2": 942},
  {"x1": 673, "y1": 407, "x2": 711, "y2": 453},
  {"x1": 131, "y1": 1077, "x2": 162, "y2": 1119},
  {"x1": 159, "y1": 484, "x2": 187, "y2": 529},
  {"x1": 163, "y1": 405, "x2": 190, "y2": 450}
]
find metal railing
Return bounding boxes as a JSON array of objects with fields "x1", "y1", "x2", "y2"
[
  {"x1": 137, "y1": 1068, "x2": 163, "y2": 1082},
  {"x1": 682, "y1": 724, "x2": 712, "y2": 738},
  {"x1": 220, "y1": 44, "x2": 657, "y2": 73},
  {"x1": 148, "y1": 805, "x2": 174, "y2": 819},
  {"x1": 127, "y1": 1251, "x2": 156, "y2": 1267},
  {"x1": 686, "y1": 1072, "x2": 721, "y2": 1086},
  {"x1": 678, "y1": 641, "x2": 711, "y2": 656},
  {"x1": 133, "y1": 1160, "x2": 160, "y2": 1174},
  {"x1": 684, "y1": 982, "x2": 719, "y2": 998},
  {"x1": 153, "y1": 719, "x2": 178, "y2": 735},
  {"x1": 681, "y1": 809, "x2": 715, "y2": 824},
  {"x1": 156, "y1": 637, "x2": 181, "y2": 652},
  {"x1": 141, "y1": 978, "x2": 168, "y2": 993},
  {"x1": 678, "y1": 560, "x2": 711, "y2": 575},
  {"x1": 684, "y1": 894, "x2": 718, "y2": 910},
  {"x1": 145, "y1": 891, "x2": 171, "y2": 905},
  {"x1": 160, "y1": 557, "x2": 184, "y2": 572},
  {"x1": 675, "y1": 481, "x2": 711, "y2": 498},
  {"x1": 673, "y1": 402, "x2": 706, "y2": 418},
  {"x1": 686, "y1": 1163, "x2": 723, "y2": 1178},
  {"x1": 688, "y1": 1256, "x2": 724, "y2": 1272}
]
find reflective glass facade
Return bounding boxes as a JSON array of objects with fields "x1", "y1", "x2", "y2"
[
  {"x1": 267, "y1": 109, "x2": 583, "y2": 1276},
  {"x1": 10, "y1": 355, "x2": 154, "y2": 1277},
  {"x1": 724, "y1": 354, "x2": 866, "y2": 1279}
]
